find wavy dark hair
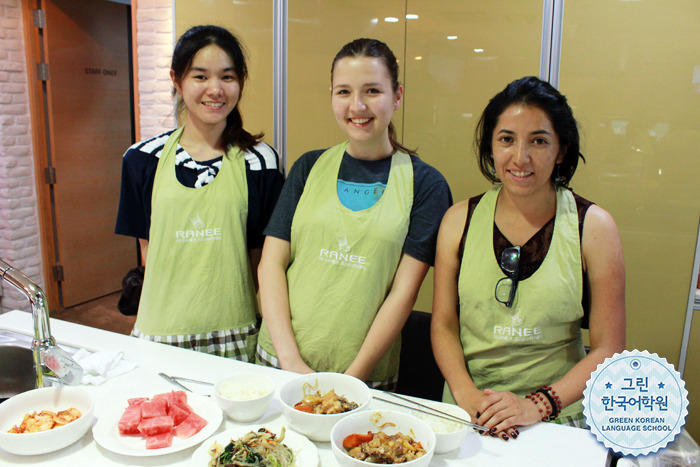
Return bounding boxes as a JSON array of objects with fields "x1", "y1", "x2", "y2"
[
  {"x1": 331, "y1": 38, "x2": 416, "y2": 156},
  {"x1": 171, "y1": 25, "x2": 262, "y2": 152},
  {"x1": 474, "y1": 76, "x2": 584, "y2": 188}
]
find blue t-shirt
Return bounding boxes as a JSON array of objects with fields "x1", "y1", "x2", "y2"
[{"x1": 337, "y1": 180, "x2": 386, "y2": 211}]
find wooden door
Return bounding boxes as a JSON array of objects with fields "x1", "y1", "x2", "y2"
[{"x1": 39, "y1": 0, "x2": 136, "y2": 307}]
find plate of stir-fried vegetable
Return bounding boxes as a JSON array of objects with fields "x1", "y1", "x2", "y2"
[{"x1": 190, "y1": 423, "x2": 318, "y2": 467}]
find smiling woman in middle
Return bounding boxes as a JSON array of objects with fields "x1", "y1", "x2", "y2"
[{"x1": 255, "y1": 38, "x2": 452, "y2": 390}]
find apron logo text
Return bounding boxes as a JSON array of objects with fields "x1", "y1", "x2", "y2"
[
  {"x1": 493, "y1": 312, "x2": 542, "y2": 342},
  {"x1": 318, "y1": 248, "x2": 367, "y2": 269},
  {"x1": 175, "y1": 227, "x2": 222, "y2": 243}
]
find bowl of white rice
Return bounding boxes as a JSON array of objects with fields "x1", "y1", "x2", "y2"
[
  {"x1": 412, "y1": 400, "x2": 472, "y2": 454},
  {"x1": 214, "y1": 373, "x2": 275, "y2": 422}
]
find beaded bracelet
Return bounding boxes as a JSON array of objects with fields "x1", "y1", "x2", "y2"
[
  {"x1": 544, "y1": 385, "x2": 563, "y2": 414},
  {"x1": 536, "y1": 385, "x2": 562, "y2": 420},
  {"x1": 526, "y1": 392, "x2": 550, "y2": 422},
  {"x1": 535, "y1": 392, "x2": 553, "y2": 421}
]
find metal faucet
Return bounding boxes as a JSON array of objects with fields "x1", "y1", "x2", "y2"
[{"x1": 0, "y1": 259, "x2": 83, "y2": 387}]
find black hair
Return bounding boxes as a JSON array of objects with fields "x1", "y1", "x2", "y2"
[
  {"x1": 475, "y1": 76, "x2": 584, "y2": 187},
  {"x1": 331, "y1": 38, "x2": 416, "y2": 156},
  {"x1": 171, "y1": 25, "x2": 262, "y2": 152}
]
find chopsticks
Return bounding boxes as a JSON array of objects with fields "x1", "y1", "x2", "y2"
[
  {"x1": 374, "y1": 392, "x2": 489, "y2": 432},
  {"x1": 159, "y1": 372, "x2": 194, "y2": 392},
  {"x1": 168, "y1": 375, "x2": 214, "y2": 386},
  {"x1": 159, "y1": 373, "x2": 213, "y2": 397}
]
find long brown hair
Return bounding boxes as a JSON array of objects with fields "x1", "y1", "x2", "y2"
[{"x1": 331, "y1": 38, "x2": 417, "y2": 156}]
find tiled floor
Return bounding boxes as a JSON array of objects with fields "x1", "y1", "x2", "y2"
[{"x1": 51, "y1": 292, "x2": 136, "y2": 336}]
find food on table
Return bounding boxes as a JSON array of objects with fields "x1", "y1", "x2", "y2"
[
  {"x1": 146, "y1": 431, "x2": 173, "y2": 450},
  {"x1": 343, "y1": 431, "x2": 426, "y2": 463},
  {"x1": 293, "y1": 381, "x2": 358, "y2": 414},
  {"x1": 217, "y1": 381, "x2": 269, "y2": 401},
  {"x1": 7, "y1": 407, "x2": 82, "y2": 433},
  {"x1": 117, "y1": 390, "x2": 208, "y2": 449},
  {"x1": 414, "y1": 411, "x2": 463, "y2": 433},
  {"x1": 207, "y1": 427, "x2": 294, "y2": 467}
]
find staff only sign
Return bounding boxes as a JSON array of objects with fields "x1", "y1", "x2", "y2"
[{"x1": 583, "y1": 350, "x2": 689, "y2": 456}]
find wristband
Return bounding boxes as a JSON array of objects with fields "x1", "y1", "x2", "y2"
[{"x1": 537, "y1": 385, "x2": 562, "y2": 420}]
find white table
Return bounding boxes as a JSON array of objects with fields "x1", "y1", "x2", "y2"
[{"x1": 0, "y1": 310, "x2": 611, "y2": 466}]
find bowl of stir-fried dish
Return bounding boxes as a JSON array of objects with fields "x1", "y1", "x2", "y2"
[
  {"x1": 330, "y1": 410, "x2": 435, "y2": 466},
  {"x1": 279, "y1": 373, "x2": 371, "y2": 442},
  {"x1": 0, "y1": 386, "x2": 95, "y2": 455}
]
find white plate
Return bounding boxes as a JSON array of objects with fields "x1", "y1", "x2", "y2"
[
  {"x1": 92, "y1": 393, "x2": 222, "y2": 456},
  {"x1": 191, "y1": 423, "x2": 319, "y2": 467}
]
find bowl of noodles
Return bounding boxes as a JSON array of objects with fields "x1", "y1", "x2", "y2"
[
  {"x1": 330, "y1": 409, "x2": 435, "y2": 466},
  {"x1": 278, "y1": 372, "x2": 371, "y2": 442}
]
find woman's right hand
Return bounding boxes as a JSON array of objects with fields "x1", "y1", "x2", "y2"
[
  {"x1": 453, "y1": 388, "x2": 523, "y2": 441},
  {"x1": 453, "y1": 386, "x2": 489, "y2": 422}
]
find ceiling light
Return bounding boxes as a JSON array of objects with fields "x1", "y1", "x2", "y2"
[
  {"x1": 414, "y1": 56, "x2": 423, "y2": 60},
  {"x1": 474, "y1": 48, "x2": 484, "y2": 53},
  {"x1": 370, "y1": 18, "x2": 378, "y2": 24},
  {"x1": 406, "y1": 14, "x2": 419, "y2": 20},
  {"x1": 447, "y1": 35, "x2": 458, "y2": 40},
  {"x1": 385, "y1": 17, "x2": 399, "y2": 23}
]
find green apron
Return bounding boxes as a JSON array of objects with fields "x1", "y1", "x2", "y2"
[
  {"x1": 135, "y1": 127, "x2": 258, "y2": 336},
  {"x1": 444, "y1": 186, "x2": 586, "y2": 419},
  {"x1": 257, "y1": 142, "x2": 413, "y2": 381}
]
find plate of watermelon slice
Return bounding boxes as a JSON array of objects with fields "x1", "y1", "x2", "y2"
[{"x1": 92, "y1": 390, "x2": 222, "y2": 456}]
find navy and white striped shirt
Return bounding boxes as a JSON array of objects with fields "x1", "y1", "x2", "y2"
[{"x1": 115, "y1": 130, "x2": 284, "y2": 249}]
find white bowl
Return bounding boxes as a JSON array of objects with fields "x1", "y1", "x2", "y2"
[
  {"x1": 330, "y1": 409, "x2": 436, "y2": 466},
  {"x1": 0, "y1": 386, "x2": 95, "y2": 455},
  {"x1": 411, "y1": 400, "x2": 472, "y2": 453},
  {"x1": 278, "y1": 372, "x2": 371, "y2": 442},
  {"x1": 214, "y1": 372, "x2": 275, "y2": 422}
]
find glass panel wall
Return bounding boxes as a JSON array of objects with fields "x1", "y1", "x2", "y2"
[
  {"x1": 559, "y1": 0, "x2": 700, "y2": 437},
  {"x1": 403, "y1": 1, "x2": 543, "y2": 203},
  {"x1": 287, "y1": 1, "x2": 406, "y2": 167},
  {"x1": 402, "y1": 0, "x2": 543, "y2": 311}
]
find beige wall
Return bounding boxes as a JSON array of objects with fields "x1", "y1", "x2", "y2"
[
  {"x1": 559, "y1": 0, "x2": 700, "y2": 442},
  {"x1": 172, "y1": 0, "x2": 700, "y2": 439}
]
